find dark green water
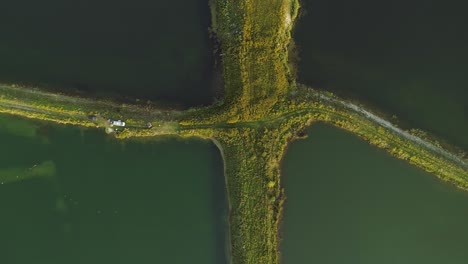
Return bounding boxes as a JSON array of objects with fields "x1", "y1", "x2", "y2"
[
  {"x1": 282, "y1": 123, "x2": 468, "y2": 264},
  {"x1": 294, "y1": 0, "x2": 468, "y2": 150},
  {"x1": 0, "y1": 115, "x2": 227, "y2": 264},
  {"x1": 0, "y1": 0, "x2": 216, "y2": 107}
]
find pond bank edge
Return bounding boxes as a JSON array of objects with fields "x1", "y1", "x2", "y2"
[{"x1": 211, "y1": 138, "x2": 234, "y2": 264}]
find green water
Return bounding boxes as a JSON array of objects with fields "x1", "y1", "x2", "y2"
[
  {"x1": 294, "y1": 0, "x2": 468, "y2": 150},
  {"x1": 0, "y1": 0, "x2": 216, "y2": 107},
  {"x1": 0, "y1": 115, "x2": 227, "y2": 264},
  {"x1": 281, "y1": 123, "x2": 468, "y2": 263}
]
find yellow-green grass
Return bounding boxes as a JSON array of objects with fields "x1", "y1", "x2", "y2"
[{"x1": 0, "y1": 0, "x2": 467, "y2": 263}]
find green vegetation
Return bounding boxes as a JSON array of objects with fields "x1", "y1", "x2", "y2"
[
  {"x1": 0, "y1": 84, "x2": 185, "y2": 135},
  {"x1": 0, "y1": 0, "x2": 467, "y2": 264},
  {"x1": 288, "y1": 87, "x2": 468, "y2": 189}
]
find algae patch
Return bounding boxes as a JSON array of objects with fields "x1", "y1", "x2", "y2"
[
  {"x1": 0, "y1": 160, "x2": 56, "y2": 185},
  {"x1": 0, "y1": 115, "x2": 39, "y2": 138}
]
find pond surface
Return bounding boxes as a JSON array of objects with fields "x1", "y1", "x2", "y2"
[
  {"x1": 0, "y1": 0, "x2": 215, "y2": 107},
  {"x1": 294, "y1": 0, "x2": 468, "y2": 150},
  {"x1": 281, "y1": 123, "x2": 468, "y2": 264},
  {"x1": 0, "y1": 115, "x2": 227, "y2": 264}
]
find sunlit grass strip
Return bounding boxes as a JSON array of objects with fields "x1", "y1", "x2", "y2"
[
  {"x1": 0, "y1": 83, "x2": 185, "y2": 129},
  {"x1": 213, "y1": 0, "x2": 299, "y2": 121},
  {"x1": 0, "y1": 0, "x2": 467, "y2": 264},
  {"x1": 0, "y1": 101, "x2": 96, "y2": 127},
  {"x1": 289, "y1": 88, "x2": 468, "y2": 189}
]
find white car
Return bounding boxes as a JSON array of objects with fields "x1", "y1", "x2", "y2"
[{"x1": 108, "y1": 119, "x2": 126, "y2": 127}]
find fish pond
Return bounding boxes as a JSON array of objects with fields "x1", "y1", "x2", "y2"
[
  {"x1": 0, "y1": 115, "x2": 228, "y2": 264},
  {"x1": 294, "y1": 0, "x2": 468, "y2": 150},
  {"x1": 281, "y1": 123, "x2": 468, "y2": 263},
  {"x1": 0, "y1": 0, "x2": 216, "y2": 107},
  {"x1": 0, "y1": 1, "x2": 228, "y2": 262}
]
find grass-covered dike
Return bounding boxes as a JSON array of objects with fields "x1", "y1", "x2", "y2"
[{"x1": 0, "y1": 0, "x2": 467, "y2": 263}]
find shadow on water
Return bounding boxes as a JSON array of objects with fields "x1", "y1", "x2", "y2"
[
  {"x1": 293, "y1": 0, "x2": 468, "y2": 150},
  {"x1": 0, "y1": 0, "x2": 216, "y2": 108},
  {"x1": 210, "y1": 143, "x2": 229, "y2": 264}
]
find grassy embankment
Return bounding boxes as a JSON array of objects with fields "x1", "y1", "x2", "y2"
[
  {"x1": 0, "y1": 84, "x2": 184, "y2": 135},
  {"x1": 288, "y1": 87, "x2": 468, "y2": 188},
  {"x1": 0, "y1": 0, "x2": 467, "y2": 264},
  {"x1": 170, "y1": 1, "x2": 302, "y2": 262}
]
